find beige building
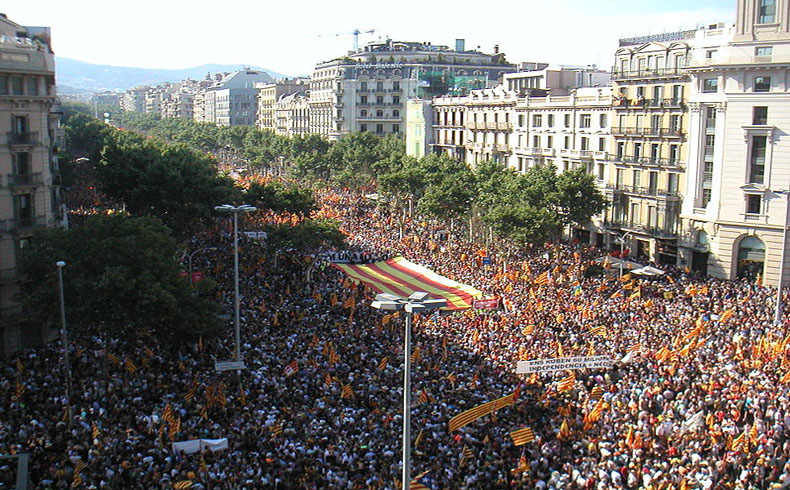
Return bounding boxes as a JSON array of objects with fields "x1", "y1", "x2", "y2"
[
  {"x1": 603, "y1": 27, "x2": 728, "y2": 264},
  {"x1": 311, "y1": 39, "x2": 516, "y2": 141},
  {"x1": 680, "y1": 0, "x2": 790, "y2": 286},
  {"x1": 120, "y1": 86, "x2": 148, "y2": 112},
  {"x1": 274, "y1": 91, "x2": 310, "y2": 137},
  {"x1": 256, "y1": 78, "x2": 309, "y2": 132},
  {"x1": 0, "y1": 14, "x2": 61, "y2": 354}
]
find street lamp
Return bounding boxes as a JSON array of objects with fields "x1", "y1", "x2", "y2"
[
  {"x1": 371, "y1": 291, "x2": 446, "y2": 486},
  {"x1": 774, "y1": 190, "x2": 790, "y2": 325},
  {"x1": 187, "y1": 247, "x2": 218, "y2": 286},
  {"x1": 610, "y1": 231, "x2": 633, "y2": 277},
  {"x1": 214, "y1": 204, "x2": 257, "y2": 373},
  {"x1": 56, "y1": 261, "x2": 73, "y2": 428}
]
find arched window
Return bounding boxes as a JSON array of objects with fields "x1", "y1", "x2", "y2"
[{"x1": 737, "y1": 235, "x2": 765, "y2": 281}]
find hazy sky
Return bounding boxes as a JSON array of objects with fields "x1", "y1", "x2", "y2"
[{"x1": 7, "y1": 0, "x2": 735, "y2": 76}]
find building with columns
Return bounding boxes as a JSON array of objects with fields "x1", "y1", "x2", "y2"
[{"x1": 680, "y1": 0, "x2": 790, "y2": 286}]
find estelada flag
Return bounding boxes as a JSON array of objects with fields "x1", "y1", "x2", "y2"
[{"x1": 282, "y1": 360, "x2": 299, "y2": 377}]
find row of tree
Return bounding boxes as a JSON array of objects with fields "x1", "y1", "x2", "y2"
[{"x1": 114, "y1": 111, "x2": 607, "y2": 245}]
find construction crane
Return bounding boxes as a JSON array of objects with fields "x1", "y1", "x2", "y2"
[{"x1": 318, "y1": 29, "x2": 376, "y2": 52}]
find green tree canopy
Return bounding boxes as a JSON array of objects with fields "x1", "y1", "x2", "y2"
[
  {"x1": 20, "y1": 215, "x2": 221, "y2": 343},
  {"x1": 245, "y1": 181, "x2": 318, "y2": 217},
  {"x1": 97, "y1": 138, "x2": 241, "y2": 237}
]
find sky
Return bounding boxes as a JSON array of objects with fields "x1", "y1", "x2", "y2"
[{"x1": 7, "y1": 0, "x2": 736, "y2": 76}]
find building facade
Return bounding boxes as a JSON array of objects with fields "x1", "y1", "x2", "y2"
[
  {"x1": 680, "y1": 0, "x2": 790, "y2": 286},
  {"x1": 274, "y1": 92, "x2": 310, "y2": 137},
  {"x1": 256, "y1": 78, "x2": 309, "y2": 132},
  {"x1": 310, "y1": 39, "x2": 516, "y2": 141},
  {"x1": 0, "y1": 14, "x2": 61, "y2": 355}
]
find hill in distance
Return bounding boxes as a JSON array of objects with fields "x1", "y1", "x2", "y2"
[{"x1": 56, "y1": 57, "x2": 291, "y2": 94}]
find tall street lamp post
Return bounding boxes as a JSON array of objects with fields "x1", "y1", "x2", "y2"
[
  {"x1": 371, "y1": 292, "x2": 446, "y2": 486},
  {"x1": 56, "y1": 261, "x2": 73, "y2": 428},
  {"x1": 610, "y1": 231, "x2": 633, "y2": 277},
  {"x1": 214, "y1": 205, "x2": 257, "y2": 374},
  {"x1": 775, "y1": 190, "x2": 790, "y2": 325}
]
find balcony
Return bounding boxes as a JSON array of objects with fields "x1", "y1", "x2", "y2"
[
  {"x1": 0, "y1": 215, "x2": 47, "y2": 234},
  {"x1": 605, "y1": 182, "x2": 682, "y2": 199},
  {"x1": 389, "y1": 88, "x2": 401, "y2": 93},
  {"x1": 7, "y1": 132, "x2": 38, "y2": 146},
  {"x1": 611, "y1": 67, "x2": 686, "y2": 80},
  {"x1": 5, "y1": 172, "x2": 42, "y2": 188},
  {"x1": 611, "y1": 127, "x2": 684, "y2": 138},
  {"x1": 611, "y1": 154, "x2": 685, "y2": 168},
  {"x1": 604, "y1": 220, "x2": 679, "y2": 238}
]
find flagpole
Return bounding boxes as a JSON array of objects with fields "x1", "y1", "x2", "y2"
[
  {"x1": 403, "y1": 310, "x2": 412, "y2": 487},
  {"x1": 56, "y1": 261, "x2": 73, "y2": 429}
]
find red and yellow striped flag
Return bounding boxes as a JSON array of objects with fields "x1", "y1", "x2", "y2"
[
  {"x1": 557, "y1": 372, "x2": 576, "y2": 392},
  {"x1": 377, "y1": 356, "x2": 389, "y2": 371},
  {"x1": 125, "y1": 358, "x2": 137, "y2": 375},
  {"x1": 448, "y1": 392, "x2": 517, "y2": 432},
  {"x1": 510, "y1": 426, "x2": 535, "y2": 446},
  {"x1": 341, "y1": 383, "x2": 354, "y2": 399}
]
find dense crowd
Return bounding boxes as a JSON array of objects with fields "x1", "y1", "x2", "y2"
[{"x1": 2, "y1": 186, "x2": 790, "y2": 490}]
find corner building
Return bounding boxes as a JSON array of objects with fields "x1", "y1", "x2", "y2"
[{"x1": 0, "y1": 14, "x2": 61, "y2": 355}]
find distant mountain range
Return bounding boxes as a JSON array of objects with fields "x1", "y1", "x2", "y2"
[{"x1": 55, "y1": 57, "x2": 291, "y2": 94}]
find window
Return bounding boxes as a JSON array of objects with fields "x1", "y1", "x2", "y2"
[
  {"x1": 15, "y1": 194, "x2": 33, "y2": 226},
  {"x1": 393, "y1": 81, "x2": 400, "y2": 91},
  {"x1": 26, "y1": 77, "x2": 38, "y2": 96},
  {"x1": 392, "y1": 124, "x2": 400, "y2": 134},
  {"x1": 518, "y1": 115, "x2": 524, "y2": 127},
  {"x1": 533, "y1": 135, "x2": 540, "y2": 148},
  {"x1": 547, "y1": 135, "x2": 553, "y2": 148},
  {"x1": 753, "y1": 106, "x2": 768, "y2": 125},
  {"x1": 616, "y1": 168, "x2": 624, "y2": 186},
  {"x1": 13, "y1": 116, "x2": 27, "y2": 134},
  {"x1": 360, "y1": 124, "x2": 367, "y2": 132},
  {"x1": 548, "y1": 114, "x2": 555, "y2": 127},
  {"x1": 533, "y1": 114, "x2": 542, "y2": 127},
  {"x1": 0, "y1": 76, "x2": 6, "y2": 94},
  {"x1": 580, "y1": 137, "x2": 589, "y2": 151},
  {"x1": 376, "y1": 110, "x2": 383, "y2": 117},
  {"x1": 376, "y1": 96, "x2": 384, "y2": 104},
  {"x1": 13, "y1": 152, "x2": 30, "y2": 174},
  {"x1": 648, "y1": 172, "x2": 658, "y2": 193},
  {"x1": 393, "y1": 96, "x2": 400, "y2": 104},
  {"x1": 376, "y1": 124, "x2": 383, "y2": 134},
  {"x1": 669, "y1": 144, "x2": 679, "y2": 163},
  {"x1": 749, "y1": 136, "x2": 767, "y2": 183},
  {"x1": 360, "y1": 96, "x2": 368, "y2": 105},
  {"x1": 360, "y1": 110, "x2": 367, "y2": 117},
  {"x1": 668, "y1": 173, "x2": 678, "y2": 193},
  {"x1": 360, "y1": 82, "x2": 367, "y2": 91},
  {"x1": 393, "y1": 110, "x2": 399, "y2": 117},
  {"x1": 650, "y1": 144, "x2": 659, "y2": 163},
  {"x1": 634, "y1": 142, "x2": 642, "y2": 157},
  {"x1": 564, "y1": 114, "x2": 571, "y2": 127},
  {"x1": 11, "y1": 76, "x2": 23, "y2": 95},
  {"x1": 706, "y1": 49, "x2": 718, "y2": 60},
  {"x1": 759, "y1": 0, "x2": 776, "y2": 23},
  {"x1": 616, "y1": 142, "x2": 625, "y2": 159},
  {"x1": 670, "y1": 115, "x2": 681, "y2": 132},
  {"x1": 633, "y1": 170, "x2": 641, "y2": 188},
  {"x1": 754, "y1": 76, "x2": 771, "y2": 92},
  {"x1": 636, "y1": 87, "x2": 645, "y2": 99},
  {"x1": 564, "y1": 136, "x2": 570, "y2": 149},
  {"x1": 746, "y1": 194, "x2": 762, "y2": 214},
  {"x1": 702, "y1": 78, "x2": 718, "y2": 93},
  {"x1": 580, "y1": 114, "x2": 591, "y2": 128},
  {"x1": 756, "y1": 46, "x2": 773, "y2": 57},
  {"x1": 598, "y1": 163, "x2": 605, "y2": 180},
  {"x1": 376, "y1": 81, "x2": 384, "y2": 91},
  {"x1": 599, "y1": 114, "x2": 607, "y2": 128},
  {"x1": 598, "y1": 138, "x2": 606, "y2": 152}
]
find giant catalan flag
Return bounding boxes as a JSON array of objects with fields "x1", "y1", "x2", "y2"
[{"x1": 332, "y1": 257, "x2": 482, "y2": 310}]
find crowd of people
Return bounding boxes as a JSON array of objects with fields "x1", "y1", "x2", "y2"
[{"x1": 2, "y1": 183, "x2": 790, "y2": 490}]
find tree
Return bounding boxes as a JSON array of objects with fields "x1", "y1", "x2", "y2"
[
  {"x1": 554, "y1": 166, "x2": 608, "y2": 228},
  {"x1": 96, "y1": 138, "x2": 241, "y2": 237},
  {"x1": 20, "y1": 215, "x2": 222, "y2": 343},
  {"x1": 264, "y1": 218, "x2": 347, "y2": 253},
  {"x1": 246, "y1": 181, "x2": 318, "y2": 217}
]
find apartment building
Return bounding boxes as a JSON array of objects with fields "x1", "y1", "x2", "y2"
[
  {"x1": 0, "y1": 14, "x2": 61, "y2": 355},
  {"x1": 256, "y1": 78, "x2": 309, "y2": 132},
  {"x1": 274, "y1": 91, "x2": 310, "y2": 137},
  {"x1": 310, "y1": 39, "x2": 516, "y2": 141},
  {"x1": 203, "y1": 69, "x2": 273, "y2": 126},
  {"x1": 679, "y1": 0, "x2": 790, "y2": 286},
  {"x1": 504, "y1": 63, "x2": 611, "y2": 96},
  {"x1": 120, "y1": 86, "x2": 148, "y2": 112}
]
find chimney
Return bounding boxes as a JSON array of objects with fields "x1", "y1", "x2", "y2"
[
  {"x1": 455, "y1": 39, "x2": 465, "y2": 52},
  {"x1": 494, "y1": 45, "x2": 500, "y2": 54}
]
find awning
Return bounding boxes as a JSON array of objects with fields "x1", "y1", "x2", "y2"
[
  {"x1": 593, "y1": 256, "x2": 644, "y2": 270},
  {"x1": 331, "y1": 257, "x2": 483, "y2": 310},
  {"x1": 631, "y1": 266, "x2": 665, "y2": 276}
]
